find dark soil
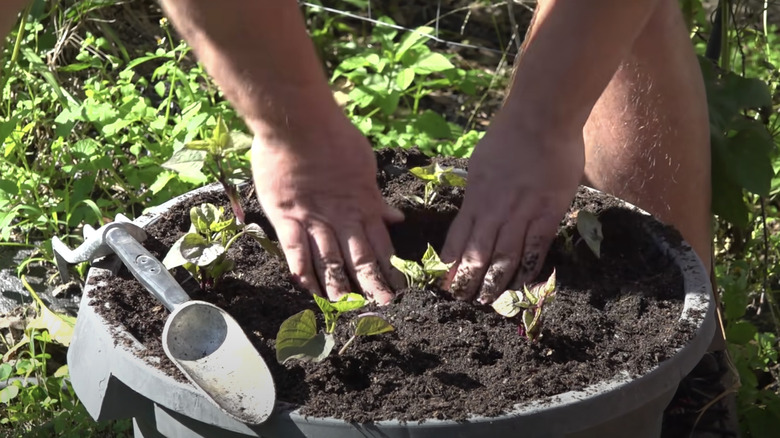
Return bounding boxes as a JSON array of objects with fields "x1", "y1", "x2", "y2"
[{"x1": 87, "y1": 148, "x2": 700, "y2": 423}]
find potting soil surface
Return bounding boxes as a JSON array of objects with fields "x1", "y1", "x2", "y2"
[{"x1": 88, "y1": 148, "x2": 700, "y2": 423}]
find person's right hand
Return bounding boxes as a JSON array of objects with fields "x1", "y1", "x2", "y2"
[{"x1": 251, "y1": 115, "x2": 404, "y2": 305}]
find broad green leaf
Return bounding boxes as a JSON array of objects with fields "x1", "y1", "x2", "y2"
[
  {"x1": 726, "y1": 320, "x2": 758, "y2": 345},
  {"x1": 330, "y1": 293, "x2": 367, "y2": 313},
  {"x1": 414, "y1": 110, "x2": 452, "y2": 139},
  {"x1": 395, "y1": 68, "x2": 416, "y2": 91},
  {"x1": 163, "y1": 235, "x2": 188, "y2": 269},
  {"x1": 0, "y1": 363, "x2": 12, "y2": 380},
  {"x1": 354, "y1": 314, "x2": 394, "y2": 337},
  {"x1": 421, "y1": 244, "x2": 452, "y2": 279},
  {"x1": 409, "y1": 164, "x2": 437, "y2": 182},
  {"x1": 576, "y1": 210, "x2": 603, "y2": 258},
  {"x1": 161, "y1": 148, "x2": 207, "y2": 179},
  {"x1": 522, "y1": 309, "x2": 537, "y2": 339},
  {"x1": 0, "y1": 385, "x2": 19, "y2": 403},
  {"x1": 22, "y1": 276, "x2": 76, "y2": 347},
  {"x1": 244, "y1": 223, "x2": 283, "y2": 257},
  {"x1": 491, "y1": 289, "x2": 523, "y2": 317},
  {"x1": 190, "y1": 203, "x2": 222, "y2": 234},
  {"x1": 149, "y1": 172, "x2": 176, "y2": 195},
  {"x1": 395, "y1": 27, "x2": 434, "y2": 61},
  {"x1": 209, "y1": 218, "x2": 235, "y2": 234},
  {"x1": 379, "y1": 91, "x2": 401, "y2": 115},
  {"x1": 312, "y1": 294, "x2": 336, "y2": 316},
  {"x1": 209, "y1": 257, "x2": 235, "y2": 280},
  {"x1": 54, "y1": 365, "x2": 69, "y2": 378},
  {"x1": 724, "y1": 122, "x2": 774, "y2": 196},
  {"x1": 390, "y1": 255, "x2": 425, "y2": 286},
  {"x1": 436, "y1": 164, "x2": 467, "y2": 187},
  {"x1": 413, "y1": 52, "x2": 455, "y2": 74},
  {"x1": 275, "y1": 310, "x2": 335, "y2": 363},
  {"x1": 224, "y1": 131, "x2": 253, "y2": 154},
  {"x1": 180, "y1": 234, "x2": 225, "y2": 266}
]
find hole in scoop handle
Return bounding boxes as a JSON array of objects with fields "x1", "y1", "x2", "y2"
[{"x1": 104, "y1": 224, "x2": 190, "y2": 312}]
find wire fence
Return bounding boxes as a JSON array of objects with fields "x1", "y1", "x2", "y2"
[{"x1": 299, "y1": 1, "x2": 533, "y2": 58}]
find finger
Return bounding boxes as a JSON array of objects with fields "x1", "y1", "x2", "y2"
[
  {"x1": 273, "y1": 219, "x2": 320, "y2": 296},
  {"x1": 510, "y1": 215, "x2": 558, "y2": 289},
  {"x1": 382, "y1": 203, "x2": 405, "y2": 224},
  {"x1": 337, "y1": 223, "x2": 395, "y2": 305},
  {"x1": 307, "y1": 222, "x2": 350, "y2": 301},
  {"x1": 365, "y1": 218, "x2": 406, "y2": 292},
  {"x1": 476, "y1": 212, "x2": 530, "y2": 304},
  {"x1": 448, "y1": 218, "x2": 501, "y2": 301},
  {"x1": 439, "y1": 213, "x2": 473, "y2": 290}
]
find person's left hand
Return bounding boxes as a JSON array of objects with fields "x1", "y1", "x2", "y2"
[{"x1": 441, "y1": 110, "x2": 584, "y2": 304}]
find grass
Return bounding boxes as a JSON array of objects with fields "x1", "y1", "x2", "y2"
[{"x1": 0, "y1": 0, "x2": 778, "y2": 436}]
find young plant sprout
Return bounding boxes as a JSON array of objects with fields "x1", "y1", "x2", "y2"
[
  {"x1": 491, "y1": 270, "x2": 557, "y2": 341},
  {"x1": 406, "y1": 163, "x2": 467, "y2": 207},
  {"x1": 162, "y1": 203, "x2": 281, "y2": 288},
  {"x1": 275, "y1": 293, "x2": 394, "y2": 363},
  {"x1": 576, "y1": 210, "x2": 603, "y2": 258},
  {"x1": 390, "y1": 244, "x2": 453, "y2": 289},
  {"x1": 162, "y1": 116, "x2": 253, "y2": 224}
]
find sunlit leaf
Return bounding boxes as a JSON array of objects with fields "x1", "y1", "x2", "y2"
[
  {"x1": 161, "y1": 148, "x2": 207, "y2": 180},
  {"x1": 330, "y1": 293, "x2": 367, "y2": 313},
  {"x1": 354, "y1": 313, "x2": 394, "y2": 337},
  {"x1": 576, "y1": 210, "x2": 603, "y2": 258},
  {"x1": 180, "y1": 233, "x2": 224, "y2": 266},
  {"x1": 491, "y1": 289, "x2": 523, "y2": 318},
  {"x1": 413, "y1": 52, "x2": 455, "y2": 74},
  {"x1": 162, "y1": 235, "x2": 188, "y2": 269},
  {"x1": 22, "y1": 276, "x2": 76, "y2": 347},
  {"x1": 0, "y1": 385, "x2": 19, "y2": 403}
]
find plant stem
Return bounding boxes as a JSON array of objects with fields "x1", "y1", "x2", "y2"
[
  {"x1": 0, "y1": 3, "x2": 31, "y2": 96},
  {"x1": 338, "y1": 335, "x2": 357, "y2": 355}
]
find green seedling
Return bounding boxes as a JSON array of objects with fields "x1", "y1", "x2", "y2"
[
  {"x1": 162, "y1": 116, "x2": 253, "y2": 224},
  {"x1": 406, "y1": 163, "x2": 467, "y2": 207},
  {"x1": 163, "y1": 203, "x2": 281, "y2": 288},
  {"x1": 575, "y1": 210, "x2": 603, "y2": 259},
  {"x1": 275, "y1": 293, "x2": 394, "y2": 363},
  {"x1": 491, "y1": 270, "x2": 557, "y2": 341},
  {"x1": 390, "y1": 243, "x2": 453, "y2": 289}
]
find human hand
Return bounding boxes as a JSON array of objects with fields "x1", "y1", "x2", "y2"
[
  {"x1": 251, "y1": 118, "x2": 404, "y2": 305},
  {"x1": 441, "y1": 111, "x2": 584, "y2": 304}
]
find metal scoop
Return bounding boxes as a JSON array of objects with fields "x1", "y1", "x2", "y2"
[{"x1": 54, "y1": 221, "x2": 276, "y2": 424}]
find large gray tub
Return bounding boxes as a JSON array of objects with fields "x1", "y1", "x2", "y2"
[{"x1": 67, "y1": 185, "x2": 716, "y2": 437}]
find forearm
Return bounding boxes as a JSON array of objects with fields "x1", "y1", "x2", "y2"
[
  {"x1": 1, "y1": 0, "x2": 29, "y2": 50},
  {"x1": 504, "y1": 0, "x2": 661, "y2": 127},
  {"x1": 159, "y1": 0, "x2": 340, "y2": 145}
]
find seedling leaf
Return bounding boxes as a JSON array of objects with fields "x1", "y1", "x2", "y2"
[
  {"x1": 491, "y1": 289, "x2": 524, "y2": 317},
  {"x1": 330, "y1": 293, "x2": 368, "y2": 313},
  {"x1": 421, "y1": 243, "x2": 453, "y2": 278},
  {"x1": 160, "y1": 148, "x2": 207, "y2": 179},
  {"x1": 276, "y1": 310, "x2": 335, "y2": 363},
  {"x1": 523, "y1": 309, "x2": 541, "y2": 340},
  {"x1": 180, "y1": 233, "x2": 225, "y2": 266},
  {"x1": 354, "y1": 313, "x2": 395, "y2": 337},
  {"x1": 576, "y1": 210, "x2": 603, "y2": 258},
  {"x1": 244, "y1": 223, "x2": 283, "y2": 257},
  {"x1": 390, "y1": 255, "x2": 425, "y2": 287},
  {"x1": 163, "y1": 235, "x2": 188, "y2": 269}
]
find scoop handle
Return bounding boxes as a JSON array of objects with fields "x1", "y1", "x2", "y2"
[{"x1": 104, "y1": 223, "x2": 190, "y2": 312}]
